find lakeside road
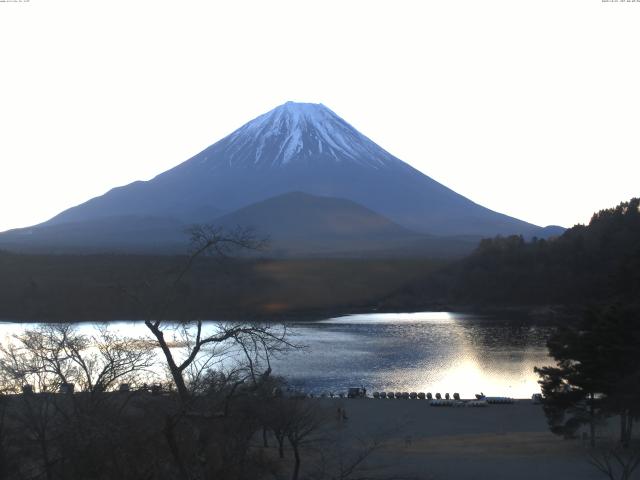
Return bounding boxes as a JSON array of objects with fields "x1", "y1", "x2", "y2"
[{"x1": 313, "y1": 398, "x2": 633, "y2": 480}]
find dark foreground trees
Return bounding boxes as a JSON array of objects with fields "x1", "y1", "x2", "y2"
[
  {"x1": 535, "y1": 305, "x2": 640, "y2": 448},
  {"x1": 0, "y1": 226, "x2": 396, "y2": 480},
  {"x1": 0, "y1": 338, "x2": 383, "y2": 480},
  {"x1": 588, "y1": 447, "x2": 640, "y2": 480},
  {"x1": 0, "y1": 325, "x2": 159, "y2": 480},
  {"x1": 0, "y1": 319, "x2": 302, "y2": 479}
]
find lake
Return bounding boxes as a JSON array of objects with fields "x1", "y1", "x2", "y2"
[{"x1": 0, "y1": 311, "x2": 555, "y2": 399}]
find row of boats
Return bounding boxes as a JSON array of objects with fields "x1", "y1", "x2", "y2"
[
  {"x1": 372, "y1": 391, "x2": 459, "y2": 400},
  {"x1": 276, "y1": 387, "x2": 521, "y2": 404},
  {"x1": 369, "y1": 391, "x2": 516, "y2": 405}
]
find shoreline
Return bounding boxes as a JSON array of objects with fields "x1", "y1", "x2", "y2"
[{"x1": 0, "y1": 303, "x2": 574, "y2": 324}]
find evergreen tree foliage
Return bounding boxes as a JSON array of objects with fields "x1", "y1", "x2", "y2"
[
  {"x1": 535, "y1": 305, "x2": 640, "y2": 447},
  {"x1": 393, "y1": 197, "x2": 640, "y2": 308}
]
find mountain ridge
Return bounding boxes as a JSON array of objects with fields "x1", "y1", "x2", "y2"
[
  {"x1": 1, "y1": 101, "x2": 561, "y2": 254},
  {"x1": 0, "y1": 192, "x2": 481, "y2": 258}
]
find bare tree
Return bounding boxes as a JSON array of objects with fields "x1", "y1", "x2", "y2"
[
  {"x1": 264, "y1": 395, "x2": 293, "y2": 460},
  {"x1": 589, "y1": 446, "x2": 640, "y2": 480},
  {"x1": 139, "y1": 225, "x2": 294, "y2": 403},
  {"x1": 122, "y1": 225, "x2": 304, "y2": 480},
  {"x1": 0, "y1": 324, "x2": 155, "y2": 395},
  {"x1": 279, "y1": 398, "x2": 328, "y2": 480},
  {"x1": 0, "y1": 324, "x2": 159, "y2": 480}
]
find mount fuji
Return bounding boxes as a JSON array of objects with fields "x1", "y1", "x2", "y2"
[{"x1": 0, "y1": 102, "x2": 560, "y2": 255}]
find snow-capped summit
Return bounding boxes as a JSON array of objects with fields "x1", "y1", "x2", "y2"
[{"x1": 200, "y1": 101, "x2": 401, "y2": 169}]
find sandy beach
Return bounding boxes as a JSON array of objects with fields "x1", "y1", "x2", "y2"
[{"x1": 305, "y1": 398, "x2": 636, "y2": 480}]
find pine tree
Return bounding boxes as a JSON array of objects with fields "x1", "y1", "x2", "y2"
[{"x1": 536, "y1": 305, "x2": 640, "y2": 447}]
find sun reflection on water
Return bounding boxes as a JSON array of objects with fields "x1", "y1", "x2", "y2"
[{"x1": 279, "y1": 312, "x2": 553, "y2": 398}]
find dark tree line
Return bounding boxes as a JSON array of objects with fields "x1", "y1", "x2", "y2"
[
  {"x1": 535, "y1": 306, "x2": 640, "y2": 446},
  {"x1": 0, "y1": 250, "x2": 272, "y2": 322},
  {"x1": 534, "y1": 305, "x2": 640, "y2": 480},
  {"x1": 387, "y1": 198, "x2": 640, "y2": 309},
  {"x1": 0, "y1": 251, "x2": 439, "y2": 322}
]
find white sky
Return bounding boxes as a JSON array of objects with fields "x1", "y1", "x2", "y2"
[{"x1": 1, "y1": 0, "x2": 638, "y2": 232}]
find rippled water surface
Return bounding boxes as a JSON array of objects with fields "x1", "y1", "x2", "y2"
[
  {"x1": 0, "y1": 312, "x2": 555, "y2": 398},
  {"x1": 275, "y1": 312, "x2": 555, "y2": 398}
]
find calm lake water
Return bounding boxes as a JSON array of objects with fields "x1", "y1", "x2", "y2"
[{"x1": 0, "y1": 312, "x2": 555, "y2": 398}]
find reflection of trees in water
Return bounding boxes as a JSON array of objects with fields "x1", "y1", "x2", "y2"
[{"x1": 456, "y1": 317, "x2": 550, "y2": 349}]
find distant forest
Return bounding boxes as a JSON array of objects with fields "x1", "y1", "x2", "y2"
[
  {"x1": 0, "y1": 252, "x2": 440, "y2": 321},
  {"x1": 1, "y1": 198, "x2": 638, "y2": 322},
  {"x1": 386, "y1": 198, "x2": 640, "y2": 311}
]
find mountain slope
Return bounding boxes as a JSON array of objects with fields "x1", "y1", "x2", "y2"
[
  {"x1": 217, "y1": 192, "x2": 411, "y2": 238},
  {"x1": 0, "y1": 193, "x2": 480, "y2": 257},
  {"x1": 41, "y1": 102, "x2": 543, "y2": 238},
  {"x1": 0, "y1": 216, "x2": 189, "y2": 253},
  {"x1": 214, "y1": 192, "x2": 463, "y2": 256}
]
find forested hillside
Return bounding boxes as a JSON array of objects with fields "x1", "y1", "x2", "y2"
[{"x1": 385, "y1": 198, "x2": 640, "y2": 309}]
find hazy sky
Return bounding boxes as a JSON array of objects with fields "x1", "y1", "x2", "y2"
[{"x1": 1, "y1": 0, "x2": 638, "y2": 232}]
